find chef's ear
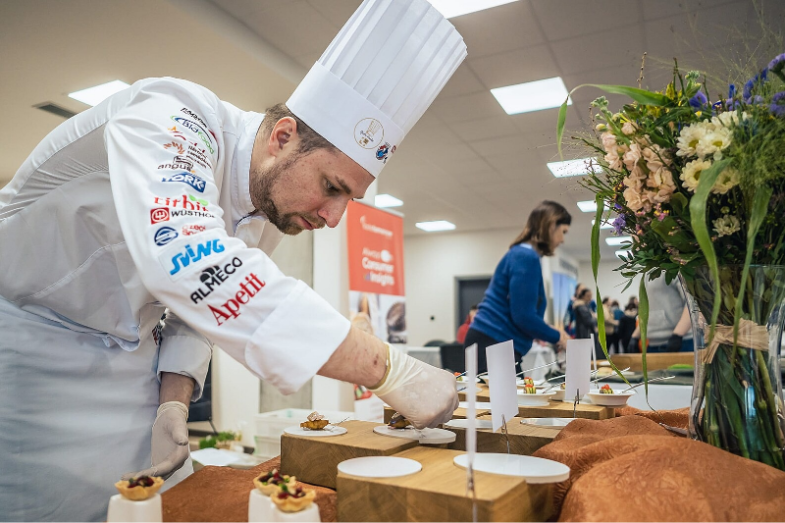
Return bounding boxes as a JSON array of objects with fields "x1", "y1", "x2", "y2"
[{"x1": 267, "y1": 117, "x2": 298, "y2": 157}]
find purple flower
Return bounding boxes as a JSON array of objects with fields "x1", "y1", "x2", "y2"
[
  {"x1": 771, "y1": 92, "x2": 785, "y2": 117},
  {"x1": 612, "y1": 215, "x2": 626, "y2": 235},
  {"x1": 614, "y1": 203, "x2": 622, "y2": 211},
  {"x1": 689, "y1": 91, "x2": 708, "y2": 108},
  {"x1": 728, "y1": 84, "x2": 736, "y2": 98},
  {"x1": 768, "y1": 53, "x2": 785, "y2": 74},
  {"x1": 743, "y1": 79, "x2": 755, "y2": 99},
  {"x1": 746, "y1": 95, "x2": 765, "y2": 105}
]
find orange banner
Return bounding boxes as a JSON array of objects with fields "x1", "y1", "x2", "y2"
[{"x1": 346, "y1": 201, "x2": 405, "y2": 296}]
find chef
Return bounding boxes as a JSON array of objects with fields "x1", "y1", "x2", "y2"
[{"x1": 0, "y1": 0, "x2": 466, "y2": 520}]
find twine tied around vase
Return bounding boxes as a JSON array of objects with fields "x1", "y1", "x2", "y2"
[{"x1": 701, "y1": 318, "x2": 769, "y2": 363}]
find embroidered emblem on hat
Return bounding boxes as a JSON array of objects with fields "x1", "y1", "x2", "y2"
[
  {"x1": 376, "y1": 142, "x2": 391, "y2": 163},
  {"x1": 354, "y1": 118, "x2": 384, "y2": 149}
]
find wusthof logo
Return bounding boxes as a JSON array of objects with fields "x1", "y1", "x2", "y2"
[
  {"x1": 182, "y1": 224, "x2": 206, "y2": 236},
  {"x1": 190, "y1": 256, "x2": 243, "y2": 303},
  {"x1": 162, "y1": 238, "x2": 225, "y2": 277},
  {"x1": 160, "y1": 172, "x2": 207, "y2": 193},
  {"x1": 151, "y1": 207, "x2": 170, "y2": 224},
  {"x1": 208, "y1": 272, "x2": 266, "y2": 326},
  {"x1": 158, "y1": 155, "x2": 194, "y2": 172},
  {"x1": 153, "y1": 194, "x2": 209, "y2": 211},
  {"x1": 359, "y1": 215, "x2": 393, "y2": 238},
  {"x1": 171, "y1": 209, "x2": 214, "y2": 219},
  {"x1": 171, "y1": 116, "x2": 215, "y2": 155},
  {"x1": 154, "y1": 226, "x2": 178, "y2": 246}
]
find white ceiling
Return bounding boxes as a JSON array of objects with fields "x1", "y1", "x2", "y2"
[{"x1": 1, "y1": 0, "x2": 779, "y2": 261}]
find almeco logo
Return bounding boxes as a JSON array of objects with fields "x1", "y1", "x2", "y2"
[{"x1": 209, "y1": 273, "x2": 266, "y2": 326}]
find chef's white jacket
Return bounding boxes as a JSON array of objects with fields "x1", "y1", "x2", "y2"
[{"x1": 0, "y1": 77, "x2": 351, "y2": 395}]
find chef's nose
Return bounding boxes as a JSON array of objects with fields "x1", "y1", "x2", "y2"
[{"x1": 318, "y1": 199, "x2": 349, "y2": 228}]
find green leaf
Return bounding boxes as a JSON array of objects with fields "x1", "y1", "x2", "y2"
[
  {"x1": 556, "y1": 100, "x2": 569, "y2": 159},
  {"x1": 650, "y1": 216, "x2": 697, "y2": 253},
  {"x1": 639, "y1": 273, "x2": 651, "y2": 405},
  {"x1": 734, "y1": 186, "x2": 772, "y2": 344},
  {"x1": 579, "y1": 83, "x2": 671, "y2": 106},
  {"x1": 689, "y1": 158, "x2": 732, "y2": 342},
  {"x1": 670, "y1": 193, "x2": 689, "y2": 217}
]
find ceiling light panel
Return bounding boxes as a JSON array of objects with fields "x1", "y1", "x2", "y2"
[
  {"x1": 427, "y1": 0, "x2": 518, "y2": 19},
  {"x1": 592, "y1": 219, "x2": 614, "y2": 230},
  {"x1": 68, "y1": 80, "x2": 130, "y2": 107},
  {"x1": 547, "y1": 158, "x2": 596, "y2": 178},
  {"x1": 491, "y1": 77, "x2": 572, "y2": 115},
  {"x1": 606, "y1": 236, "x2": 632, "y2": 246},
  {"x1": 577, "y1": 200, "x2": 597, "y2": 213},
  {"x1": 375, "y1": 194, "x2": 403, "y2": 208},
  {"x1": 416, "y1": 220, "x2": 456, "y2": 232}
]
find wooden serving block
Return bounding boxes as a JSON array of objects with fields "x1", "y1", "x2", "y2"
[
  {"x1": 384, "y1": 406, "x2": 490, "y2": 424},
  {"x1": 336, "y1": 446, "x2": 555, "y2": 522},
  {"x1": 446, "y1": 415, "x2": 558, "y2": 455},
  {"x1": 517, "y1": 400, "x2": 613, "y2": 420},
  {"x1": 281, "y1": 420, "x2": 417, "y2": 489}
]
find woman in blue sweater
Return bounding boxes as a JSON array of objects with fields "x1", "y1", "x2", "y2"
[{"x1": 465, "y1": 200, "x2": 571, "y2": 373}]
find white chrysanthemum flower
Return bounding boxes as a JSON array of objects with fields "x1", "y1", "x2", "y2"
[
  {"x1": 676, "y1": 121, "x2": 711, "y2": 157},
  {"x1": 712, "y1": 110, "x2": 741, "y2": 128},
  {"x1": 712, "y1": 167, "x2": 740, "y2": 195},
  {"x1": 680, "y1": 159, "x2": 712, "y2": 192},
  {"x1": 713, "y1": 215, "x2": 741, "y2": 237},
  {"x1": 696, "y1": 127, "x2": 732, "y2": 160}
]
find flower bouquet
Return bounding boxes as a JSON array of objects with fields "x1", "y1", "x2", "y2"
[{"x1": 558, "y1": 52, "x2": 785, "y2": 469}]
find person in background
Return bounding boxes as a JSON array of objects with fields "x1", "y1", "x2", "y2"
[
  {"x1": 626, "y1": 295, "x2": 640, "y2": 314},
  {"x1": 617, "y1": 302, "x2": 639, "y2": 352},
  {"x1": 574, "y1": 288, "x2": 598, "y2": 350},
  {"x1": 464, "y1": 200, "x2": 571, "y2": 374},
  {"x1": 563, "y1": 283, "x2": 587, "y2": 337},
  {"x1": 612, "y1": 300, "x2": 623, "y2": 321},
  {"x1": 627, "y1": 277, "x2": 693, "y2": 352},
  {"x1": 603, "y1": 297, "x2": 620, "y2": 354},
  {"x1": 456, "y1": 304, "x2": 479, "y2": 344}
]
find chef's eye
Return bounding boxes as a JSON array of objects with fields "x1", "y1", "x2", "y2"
[{"x1": 325, "y1": 180, "x2": 340, "y2": 194}]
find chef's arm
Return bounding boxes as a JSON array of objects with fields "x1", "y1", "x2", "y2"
[
  {"x1": 160, "y1": 372, "x2": 195, "y2": 405},
  {"x1": 673, "y1": 305, "x2": 691, "y2": 337},
  {"x1": 317, "y1": 326, "x2": 386, "y2": 387}
]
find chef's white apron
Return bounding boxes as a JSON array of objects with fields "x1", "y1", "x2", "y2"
[{"x1": 0, "y1": 296, "x2": 192, "y2": 522}]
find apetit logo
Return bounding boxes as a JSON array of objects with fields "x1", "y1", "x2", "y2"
[
  {"x1": 154, "y1": 226, "x2": 178, "y2": 246},
  {"x1": 208, "y1": 273, "x2": 266, "y2": 326},
  {"x1": 161, "y1": 238, "x2": 226, "y2": 277},
  {"x1": 190, "y1": 257, "x2": 243, "y2": 303},
  {"x1": 150, "y1": 207, "x2": 170, "y2": 224},
  {"x1": 160, "y1": 172, "x2": 207, "y2": 193}
]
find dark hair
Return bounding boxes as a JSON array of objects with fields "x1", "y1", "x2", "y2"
[
  {"x1": 261, "y1": 103, "x2": 337, "y2": 157},
  {"x1": 611, "y1": 300, "x2": 620, "y2": 307},
  {"x1": 577, "y1": 288, "x2": 591, "y2": 300},
  {"x1": 470, "y1": 304, "x2": 479, "y2": 311},
  {"x1": 574, "y1": 283, "x2": 586, "y2": 298},
  {"x1": 510, "y1": 200, "x2": 572, "y2": 256},
  {"x1": 602, "y1": 297, "x2": 610, "y2": 305},
  {"x1": 625, "y1": 302, "x2": 637, "y2": 312}
]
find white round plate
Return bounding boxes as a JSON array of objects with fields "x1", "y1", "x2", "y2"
[
  {"x1": 337, "y1": 456, "x2": 422, "y2": 478},
  {"x1": 284, "y1": 426, "x2": 348, "y2": 437},
  {"x1": 516, "y1": 390, "x2": 557, "y2": 406},
  {"x1": 585, "y1": 389, "x2": 636, "y2": 407},
  {"x1": 373, "y1": 426, "x2": 456, "y2": 444},
  {"x1": 551, "y1": 388, "x2": 565, "y2": 401},
  {"x1": 453, "y1": 453, "x2": 570, "y2": 483},
  {"x1": 444, "y1": 418, "x2": 494, "y2": 430},
  {"x1": 458, "y1": 401, "x2": 492, "y2": 410},
  {"x1": 520, "y1": 417, "x2": 576, "y2": 430}
]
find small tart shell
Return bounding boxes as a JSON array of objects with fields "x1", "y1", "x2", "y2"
[
  {"x1": 253, "y1": 475, "x2": 297, "y2": 496},
  {"x1": 271, "y1": 489, "x2": 317, "y2": 513},
  {"x1": 300, "y1": 419, "x2": 329, "y2": 430},
  {"x1": 389, "y1": 418, "x2": 411, "y2": 429},
  {"x1": 114, "y1": 476, "x2": 164, "y2": 501}
]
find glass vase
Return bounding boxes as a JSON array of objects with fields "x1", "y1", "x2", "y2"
[{"x1": 679, "y1": 265, "x2": 785, "y2": 469}]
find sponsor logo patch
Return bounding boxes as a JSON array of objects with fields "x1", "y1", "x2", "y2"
[
  {"x1": 158, "y1": 155, "x2": 194, "y2": 172},
  {"x1": 153, "y1": 194, "x2": 209, "y2": 211},
  {"x1": 208, "y1": 272, "x2": 266, "y2": 326},
  {"x1": 354, "y1": 118, "x2": 384, "y2": 149},
  {"x1": 163, "y1": 141, "x2": 185, "y2": 154},
  {"x1": 182, "y1": 224, "x2": 206, "y2": 236},
  {"x1": 151, "y1": 207, "x2": 170, "y2": 224},
  {"x1": 171, "y1": 116, "x2": 215, "y2": 154},
  {"x1": 160, "y1": 172, "x2": 207, "y2": 193},
  {"x1": 376, "y1": 142, "x2": 391, "y2": 163},
  {"x1": 190, "y1": 257, "x2": 243, "y2": 303},
  {"x1": 154, "y1": 226, "x2": 178, "y2": 246},
  {"x1": 160, "y1": 237, "x2": 226, "y2": 278}
]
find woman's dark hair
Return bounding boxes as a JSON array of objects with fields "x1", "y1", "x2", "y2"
[
  {"x1": 510, "y1": 200, "x2": 572, "y2": 256},
  {"x1": 611, "y1": 300, "x2": 620, "y2": 307},
  {"x1": 602, "y1": 297, "x2": 610, "y2": 305},
  {"x1": 577, "y1": 288, "x2": 591, "y2": 300},
  {"x1": 260, "y1": 103, "x2": 337, "y2": 157}
]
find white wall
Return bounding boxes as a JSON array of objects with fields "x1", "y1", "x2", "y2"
[
  {"x1": 404, "y1": 228, "x2": 579, "y2": 346},
  {"x1": 578, "y1": 260, "x2": 641, "y2": 307}
]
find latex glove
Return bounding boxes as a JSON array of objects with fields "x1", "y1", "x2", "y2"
[
  {"x1": 666, "y1": 334, "x2": 683, "y2": 352},
  {"x1": 123, "y1": 401, "x2": 189, "y2": 480},
  {"x1": 370, "y1": 345, "x2": 458, "y2": 430}
]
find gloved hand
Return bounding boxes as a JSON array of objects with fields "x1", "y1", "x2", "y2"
[
  {"x1": 627, "y1": 337, "x2": 640, "y2": 353},
  {"x1": 370, "y1": 344, "x2": 458, "y2": 429},
  {"x1": 666, "y1": 334, "x2": 684, "y2": 352},
  {"x1": 123, "y1": 401, "x2": 190, "y2": 480}
]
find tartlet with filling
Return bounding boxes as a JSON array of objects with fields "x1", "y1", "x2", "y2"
[
  {"x1": 300, "y1": 411, "x2": 329, "y2": 430},
  {"x1": 271, "y1": 484, "x2": 317, "y2": 513},
  {"x1": 114, "y1": 475, "x2": 164, "y2": 501},
  {"x1": 253, "y1": 469, "x2": 297, "y2": 496}
]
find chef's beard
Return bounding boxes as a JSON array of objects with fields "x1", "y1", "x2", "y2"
[{"x1": 250, "y1": 155, "x2": 323, "y2": 236}]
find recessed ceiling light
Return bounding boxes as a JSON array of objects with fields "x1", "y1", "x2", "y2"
[
  {"x1": 592, "y1": 219, "x2": 614, "y2": 230},
  {"x1": 416, "y1": 220, "x2": 456, "y2": 232},
  {"x1": 547, "y1": 158, "x2": 596, "y2": 178},
  {"x1": 426, "y1": 0, "x2": 518, "y2": 18},
  {"x1": 577, "y1": 200, "x2": 597, "y2": 213},
  {"x1": 606, "y1": 236, "x2": 632, "y2": 246},
  {"x1": 375, "y1": 194, "x2": 403, "y2": 208},
  {"x1": 68, "y1": 80, "x2": 130, "y2": 106},
  {"x1": 490, "y1": 77, "x2": 572, "y2": 115}
]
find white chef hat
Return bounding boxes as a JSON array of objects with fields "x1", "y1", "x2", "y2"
[{"x1": 286, "y1": 0, "x2": 467, "y2": 178}]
